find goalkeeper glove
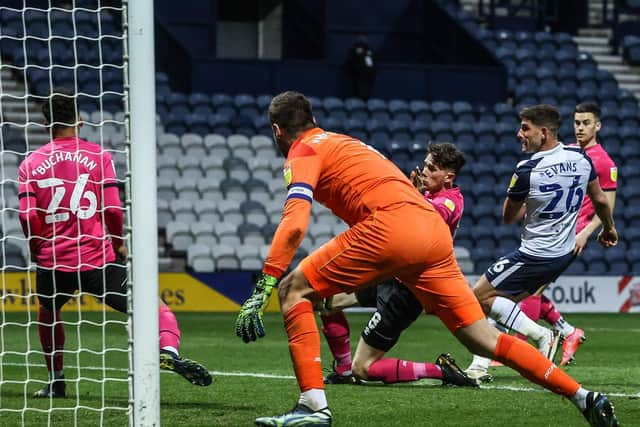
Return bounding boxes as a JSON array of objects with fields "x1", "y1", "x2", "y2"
[{"x1": 235, "y1": 273, "x2": 278, "y2": 343}]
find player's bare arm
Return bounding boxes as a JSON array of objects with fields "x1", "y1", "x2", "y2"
[
  {"x1": 585, "y1": 179, "x2": 617, "y2": 248},
  {"x1": 502, "y1": 197, "x2": 525, "y2": 224},
  {"x1": 575, "y1": 189, "x2": 616, "y2": 255}
]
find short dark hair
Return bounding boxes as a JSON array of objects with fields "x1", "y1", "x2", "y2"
[
  {"x1": 427, "y1": 142, "x2": 466, "y2": 174},
  {"x1": 268, "y1": 91, "x2": 315, "y2": 136},
  {"x1": 42, "y1": 88, "x2": 77, "y2": 129},
  {"x1": 574, "y1": 101, "x2": 601, "y2": 120},
  {"x1": 519, "y1": 104, "x2": 561, "y2": 134}
]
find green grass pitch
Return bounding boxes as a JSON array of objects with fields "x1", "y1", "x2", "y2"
[{"x1": 0, "y1": 312, "x2": 638, "y2": 426}]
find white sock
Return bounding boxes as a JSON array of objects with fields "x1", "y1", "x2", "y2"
[
  {"x1": 467, "y1": 354, "x2": 491, "y2": 371},
  {"x1": 299, "y1": 389, "x2": 328, "y2": 411},
  {"x1": 490, "y1": 297, "x2": 548, "y2": 342},
  {"x1": 553, "y1": 317, "x2": 576, "y2": 337},
  {"x1": 570, "y1": 387, "x2": 591, "y2": 411},
  {"x1": 161, "y1": 346, "x2": 179, "y2": 357}
]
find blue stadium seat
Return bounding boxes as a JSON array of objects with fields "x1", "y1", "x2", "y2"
[
  {"x1": 212, "y1": 93, "x2": 233, "y2": 110},
  {"x1": 388, "y1": 99, "x2": 411, "y2": 122},
  {"x1": 408, "y1": 141, "x2": 428, "y2": 162},
  {"x1": 324, "y1": 117, "x2": 345, "y2": 134},
  {"x1": 474, "y1": 121, "x2": 496, "y2": 141},
  {"x1": 431, "y1": 101, "x2": 454, "y2": 122},
  {"x1": 345, "y1": 97, "x2": 368, "y2": 120},
  {"x1": 453, "y1": 122, "x2": 475, "y2": 143},
  {"x1": 452, "y1": 101, "x2": 474, "y2": 122},
  {"x1": 431, "y1": 120, "x2": 454, "y2": 141},
  {"x1": 389, "y1": 120, "x2": 412, "y2": 143},
  {"x1": 410, "y1": 120, "x2": 431, "y2": 141},
  {"x1": 409, "y1": 100, "x2": 431, "y2": 121},
  {"x1": 367, "y1": 99, "x2": 389, "y2": 121},
  {"x1": 185, "y1": 113, "x2": 210, "y2": 136}
]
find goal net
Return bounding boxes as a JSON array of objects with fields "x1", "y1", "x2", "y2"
[{"x1": 0, "y1": 2, "x2": 157, "y2": 425}]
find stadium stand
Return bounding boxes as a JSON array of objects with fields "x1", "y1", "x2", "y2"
[{"x1": 0, "y1": 1, "x2": 638, "y2": 276}]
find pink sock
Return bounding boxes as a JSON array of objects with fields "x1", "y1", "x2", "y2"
[
  {"x1": 540, "y1": 295, "x2": 562, "y2": 325},
  {"x1": 367, "y1": 358, "x2": 442, "y2": 384},
  {"x1": 159, "y1": 304, "x2": 181, "y2": 353},
  {"x1": 320, "y1": 312, "x2": 351, "y2": 373},
  {"x1": 38, "y1": 306, "x2": 65, "y2": 374}
]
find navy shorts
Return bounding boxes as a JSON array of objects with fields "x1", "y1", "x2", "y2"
[{"x1": 485, "y1": 250, "x2": 575, "y2": 296}]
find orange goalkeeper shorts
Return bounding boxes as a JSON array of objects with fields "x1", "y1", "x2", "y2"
[{"x1": 299, "y1": 202, "x2": 484, "y2": 332}]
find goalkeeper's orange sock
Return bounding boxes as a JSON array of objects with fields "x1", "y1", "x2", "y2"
[
  {"x1": 494, "y1": 332, "x2": 580, "y2": 397},
  {"x1": 284, "y1": 300, "x2": 325, "y2": 396}
]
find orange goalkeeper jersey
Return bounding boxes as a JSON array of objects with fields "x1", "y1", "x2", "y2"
[{"x1": 263, "y1": 127, "x2": 434, "y2": 278}]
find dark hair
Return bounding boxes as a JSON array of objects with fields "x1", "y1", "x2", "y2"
[
  {"x1": 42, "y1": 88, "x2": 77, "y2": 129},
  {"x1": 428, "y1": 142, "x2": 466, "y2": 174},
  {"x1": 574, "y1": 101, "x2": 601, "y2": 120},
  {"x1": 519, "y1": 104, "x2": 561, "y2": 134},
  {"x1": 268, "y1": 91, "x2": 315, "y2": 136}
]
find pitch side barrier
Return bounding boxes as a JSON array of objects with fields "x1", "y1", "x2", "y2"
[{"x1": 1, "y1": 272, "x2": 638, "y2": 313}]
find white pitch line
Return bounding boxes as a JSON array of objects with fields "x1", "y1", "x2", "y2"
[
  {"x1": 4, "y1": 362, "x2": 639, "y2": 398},
  {"x1": 586, "y1": 328, "x2": 640, "y2": 333}
]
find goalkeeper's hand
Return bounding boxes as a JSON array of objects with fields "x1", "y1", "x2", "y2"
[{"x1": 235, "y1": 273, "x2": 278, "y2": 343}]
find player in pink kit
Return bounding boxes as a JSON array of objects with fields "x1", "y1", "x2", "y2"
[
  {"x1": 19, "y1": 90, "x2": 211, "y2": 398},
  {"x1": 518, "y1": 102, "x2": 617, "y2": 366},
  {"x1": 321, "y1": 143, "x2": 475, "y2": 387}
]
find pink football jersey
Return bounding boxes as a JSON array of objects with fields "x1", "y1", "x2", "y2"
[
  {"x1": 574, "y1": 143, "x2": 617, "y2": 233},
  {"x1": 424, "y1": 185, "x2": 464, "y2": 236},
  {"x1": 18, "y1": 137, "x2": 123, "y2": 271}
]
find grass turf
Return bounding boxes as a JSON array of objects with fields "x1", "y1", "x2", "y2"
[{"x1": 0, "y1": 312, "x2": 638, "y2": 426}]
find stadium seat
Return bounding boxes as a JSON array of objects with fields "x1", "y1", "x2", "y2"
[
  {"x1": 452, "y1": 101, "x2": 474, "y2": 122},
  {"x1": 238, "y1": 223, "x2": 266, "y2": 246},
  {"x1": 177, "y1": 156, "x2": 203, "y2": 180},
  {"x1": 188, "y1": 244, "x2": 215, "y2": 272},
  {"x1": 170, "y1": 198, "x2": 197, "y2": 223},
  {"x1": 240, "y1": 199, "x2": 269, "y2": 226},
  {"x1": 223, "y1": 156, "x2": 251, "y2": 182},
  {"x1": 174, "y1": 178, "x2": 200, "y2": 201},
  {"x1": 388, "y1": 99, "x2": 411, "y2": 122},
  {"x1": 345, "y1": 97, "x2": 369, "y2": 121},
  {"x1": 157, "y1": 155, "x2": 180, "y2": 179},
  {"x1": 410, "y1": 120, "x2": 431, "y2": 142},
  {"x1": 367, "y1": 98, "x2": 389, "y2": 121},
  {"x1": 181, "y1": 133, "x2": 207, "y2": 158},
  {"x1": 248, "y1": 158, "x2": 274, "y2": 183},
  {"x1": 200, "y1": 157, "x2": 227, "y2": 184},
  {"x1": 323, "y1": 97, "x2": 346, "y2": 120},
  {"x1": 194, "y1": 200, "x2": 221, "y2": 224},
  {"x1": 409, "y1": 100, "x2": 431, "y2": 121},
  {"x1": 431, "y1": 101, "x2": 454, "y2": 122},
  {"x1": 309, "y1": 223, "x2": 333, "y2": 246},
  {"x1": 212, "y1": 244, "x2": 240, "y2": 270},
  {"x1": 431, "y1": 121, "x2": 454, "y2": 142},
  {"x1": 157, "y1": 198, "x2": 173, "y2": 229},
  {"x1": 157, "y1": 176, "x2": 177, "y2": 201},
  {"x1": 166, "y1": 221, "x2": 194, "y2": 252},
  {"x1": 191, "y1": 222, "x2": 218, "y2": 247},
  {"x1": 220, "y1": 178, "x2": 248, "y2": 203},
  {"x1": 261, "y1": 223, "x2": 279, "y2": 243},
  {"x1": 389, "y1": 120, "x2": 412, "y2": 143},
  {"x1": 214, "y1": 223, "x2": 241, "y2": 247}
]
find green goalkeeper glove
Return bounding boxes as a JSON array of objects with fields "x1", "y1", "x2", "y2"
[{"x1": 235, "y1": 273, "x2": 278, "y2": 343}]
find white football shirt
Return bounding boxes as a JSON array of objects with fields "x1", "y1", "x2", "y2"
[{"x1": 507, "y1": 143, "x2": 596, "y2": 258}]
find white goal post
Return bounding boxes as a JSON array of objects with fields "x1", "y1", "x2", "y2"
[
  {"x1": 0, "y1": 1, "x2": 159, "y2": 425},
  {"x1": 127, "y1": 0, "x2": 160, "y2": 424}
]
